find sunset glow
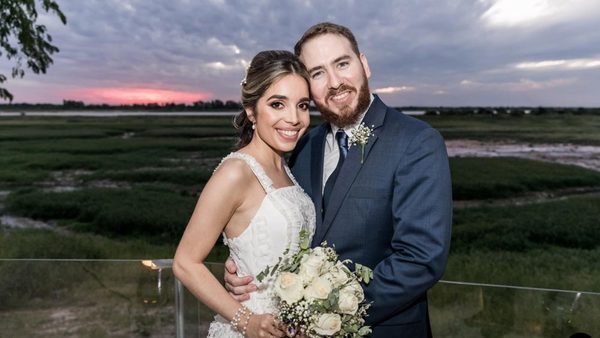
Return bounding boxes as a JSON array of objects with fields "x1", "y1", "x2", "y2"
[{"x1": 66, "y1": 87, "x2": 212, "y2": 105}]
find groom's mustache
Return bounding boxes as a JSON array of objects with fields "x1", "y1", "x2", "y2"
[{"x1": 327, "y1": 84, "x2": 356, "y2": 100}]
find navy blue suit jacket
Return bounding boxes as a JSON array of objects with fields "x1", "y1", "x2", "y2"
[{"x1": 289, "y1": 96, "x2": 452, "y2": 337}]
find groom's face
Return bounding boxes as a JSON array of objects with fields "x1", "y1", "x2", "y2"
[{"x1": 299, "y1": 33, "x2": 371, "y2": 127}]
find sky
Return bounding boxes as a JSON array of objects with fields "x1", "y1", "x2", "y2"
[{"x1": 2, "y1": 0, "x2": 600, "y2": 106}]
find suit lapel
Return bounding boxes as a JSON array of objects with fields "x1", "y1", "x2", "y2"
[{"x1": 317, "y1": 96, "x2": 388, "y2": 243}]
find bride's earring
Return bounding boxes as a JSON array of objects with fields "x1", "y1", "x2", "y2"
[{"x1": 252, "y1": 123, "x2": 256, "y2": 130}]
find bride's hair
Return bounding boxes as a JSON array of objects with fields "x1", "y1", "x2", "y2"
[{"x1": 233, "y1": 50, "x2": 309, "y2": 149}]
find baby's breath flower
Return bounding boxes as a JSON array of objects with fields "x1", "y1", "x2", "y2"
[{"x1": 349, "y1": 123, "x2": 375, "y2": 163}]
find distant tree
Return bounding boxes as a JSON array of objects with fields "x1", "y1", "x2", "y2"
[
  {"x1": 62, "y1": 99, "x2": 84, "y2": 109},
  {"x1": 0, "y1": 0, "x2": 67, "y2": 101},
  {"x1": 225, "y1": 100, "x2": 241, "y2": 109},
  {"x1": 211, "y1": 99, "x2": 224, "y2": 109}
]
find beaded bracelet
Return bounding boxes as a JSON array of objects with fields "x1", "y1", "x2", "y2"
[
  {"x1": 240, "y1": 309, "x2": 253, "y2": 336},
  {"x1": 230, "y1": 305, "x2": 249, "y2": 331}
]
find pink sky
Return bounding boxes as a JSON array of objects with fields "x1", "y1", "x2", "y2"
[{"x1": 64, "y1": 87, "x2": 212, "y2": 105}]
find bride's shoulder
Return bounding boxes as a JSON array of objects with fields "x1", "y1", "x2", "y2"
[{"x1": 210, "y1": 155, "x2": 254, "y2": 188}]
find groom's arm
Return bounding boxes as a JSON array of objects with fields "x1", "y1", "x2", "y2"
[{"x1": 363, "y1": 127, "x2": 452, "y2": 326}]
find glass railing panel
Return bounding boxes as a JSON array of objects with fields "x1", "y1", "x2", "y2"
[
  {"x1": 176, "y1": 262, "x2": 223, "y2": 337},
  {"x1": 177, "y1": 264, "x2": 600, "y2": 338},
  {"x1": 430, "y1": 281, "x2": 599, "y2": 338},
  {"x1": 0, "y1": 259, "x2": 177, "y2": 338},
  {"x1": 2, "y1": 259, "x2": 597, "y2": 337}
]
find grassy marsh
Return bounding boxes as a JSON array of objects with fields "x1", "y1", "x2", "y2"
[{"x1": 1, "y1": 114, "x2": 599, "y2": 291}]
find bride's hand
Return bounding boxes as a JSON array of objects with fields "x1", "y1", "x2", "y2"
[
  {"x1": 224, "y1": 257, "x2": 257, "y2": 301},
  {"x1": 244, "y1": 313, "x2": 285, "y2": 338}
]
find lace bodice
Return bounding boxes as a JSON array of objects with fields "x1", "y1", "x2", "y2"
[{"x1": 208, "y1": 152, "x2": 316, "y2": 338}]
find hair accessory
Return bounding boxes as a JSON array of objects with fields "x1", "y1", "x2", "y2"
[{"x1": 240, "y1": 65, "x2": 250, "y2": 86}]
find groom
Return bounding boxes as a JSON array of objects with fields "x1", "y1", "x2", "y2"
[{"x1": 226, "y1": 22, "x2": 452, "y2": 337}]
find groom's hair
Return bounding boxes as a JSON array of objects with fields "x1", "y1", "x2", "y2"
[{"x1": 294, "y1": 22, "x2": 360, "y2": 57}]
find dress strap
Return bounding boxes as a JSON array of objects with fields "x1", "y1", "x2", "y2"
[
  {"x1": 215, "y1": 152, "x2": 275, "y2": 193},
  {"x1": 283, "y1": 164, "x2": 299, "y2": 187}
]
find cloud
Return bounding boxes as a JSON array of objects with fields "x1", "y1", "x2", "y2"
[
  {"x1": 460, "y1": 77, "x2": 575, "y2": 91},
  {"x1": 203, "y1": 60, "x2": 247, "y2": 72},
  {"x1": 2, "y1": 0, "x2": 600, "y2": 106},
  {"x1": 480, "y1": 0, "x2": 559, "y2": 27},
  {"x1": 373, "y1": 86, "x2": 415, "y2": 94},
  {"x1": 480, "y1": 0, "x2": 600, "y2": 28},
  {"x1": 206, "y1": 37, "x2": 242, "y2": 56},
  {"x1": 515, "y1": 57, "x2": 600, "y2": 70}
]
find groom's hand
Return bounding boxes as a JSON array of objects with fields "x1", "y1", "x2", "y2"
[{"x1": 224, "y1": 257, "x2": 257, "y2": 301}]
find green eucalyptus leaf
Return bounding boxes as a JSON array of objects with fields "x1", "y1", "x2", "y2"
[{"x1": 358, "y1": 326, "x2": 372, "y2": 336}]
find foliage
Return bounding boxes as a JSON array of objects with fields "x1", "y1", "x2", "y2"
[
  {"x1": 420, "y1": 114, "x2": 600, "y2": 145},
  {"x1": 450, "y1": 157, "x2": 600, "y2": 200},
  {"x1": 399, "y1": 106, "x2": 600, "y2": 116},
  {"x1": 0, "y1": 0, "x2": 67, "y2": 101},
  {"x1": 451, "y1": 195, "x2": 600, "y2": 252},
  {"x1": 86, "y1": 168, "x2": 212, "y2": 186},
  {"x1": 0, "y1": 228, "x2": 175, "y2": 259},
  {"x1": 5, "y1": 187, "x2": 197, "y2": 242}
]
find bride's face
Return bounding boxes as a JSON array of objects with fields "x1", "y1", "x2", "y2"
[{"x1": 248, "y1": 74, "x2": 311, "y2": 154}]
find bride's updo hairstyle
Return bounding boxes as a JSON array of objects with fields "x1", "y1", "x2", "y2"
[{"x1": 234, "y1": 50, "x2": 310, "y2": 149}]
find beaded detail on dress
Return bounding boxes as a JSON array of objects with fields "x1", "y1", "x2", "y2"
[{"x1": 207, "y1": 152, "x2": 316, "y2": 338}]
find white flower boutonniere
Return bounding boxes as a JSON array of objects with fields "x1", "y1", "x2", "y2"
[{"x1": 349, "y1": 122, "x2": 374, "y2": 164}]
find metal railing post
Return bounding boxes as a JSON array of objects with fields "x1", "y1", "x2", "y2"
[{"x1": 175, "y1": 277, "x2": 185, "y2": 338}]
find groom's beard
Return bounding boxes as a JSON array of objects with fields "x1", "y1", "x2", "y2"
[{"x1": 316, "y1": 74, "x2": 371, "y2": 129}]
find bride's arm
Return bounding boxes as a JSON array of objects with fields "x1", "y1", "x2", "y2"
[{"x1": 173, "y1": 160, "x2": 284, "y2": 337}]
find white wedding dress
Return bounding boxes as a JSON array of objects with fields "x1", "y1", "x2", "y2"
[{"x1": 207, "y1": 152, "x2": 316, "y2": 337}]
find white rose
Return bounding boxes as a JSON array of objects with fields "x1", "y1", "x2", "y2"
[
  {"x1": 344, "y1": 280, "x2": 365, "y2": 302},
  {"x1": 338, "y1": 289, "x2": 360, "y2": 315},
  {"x1": 299, "y1": 250, "x2": 327, "y2": 283},
  {"x1": 323, "y1": 262, "x2": 350, "y2": 287},
  {"x1": 313, "y1": 313, "x2": 342, "y2": 336},
  {"x1": 304, "y1": 276, "x2": 332, "y2": 301},
  {"x1": 274, "y1": 272, "x2": 304, "y2": 304},
  {"x1": 321, "y1": 258, "x2": 334, "y2": 272}
]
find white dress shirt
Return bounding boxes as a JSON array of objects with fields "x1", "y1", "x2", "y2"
[{"x1": 322, "y1": 94, "x2": 374, "y2": 192}]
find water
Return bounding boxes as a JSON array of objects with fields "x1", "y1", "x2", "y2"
[
  {"x1": 446, "y1": 140, "x2": 600, "y2": 171},
  {"x1": 0, "y1": 215, "x2": 54, "y2": 229}
]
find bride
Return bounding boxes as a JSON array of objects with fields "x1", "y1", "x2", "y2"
[{"x1": 173, "y1": 50, "x2": 316, "y2": 338}]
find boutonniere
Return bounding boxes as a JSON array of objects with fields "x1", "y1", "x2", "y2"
[{"x1": 349, "y1": 122, "x2": 375, "y2": 164}]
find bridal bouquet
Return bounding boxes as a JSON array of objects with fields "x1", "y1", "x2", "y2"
[{"x1": 257, "y1": 230, "x2": 373, "y2": 337}]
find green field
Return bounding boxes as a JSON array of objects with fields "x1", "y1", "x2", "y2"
[
  {"x1": 1, "y1": 114, "x2": 600, "y2": 292},
  {"x1": 423, "y1": 113, "x2": 600, "y2": 145},
  {"x1": 1, "y1": 113, "x2": 599, "y2": 337}
]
